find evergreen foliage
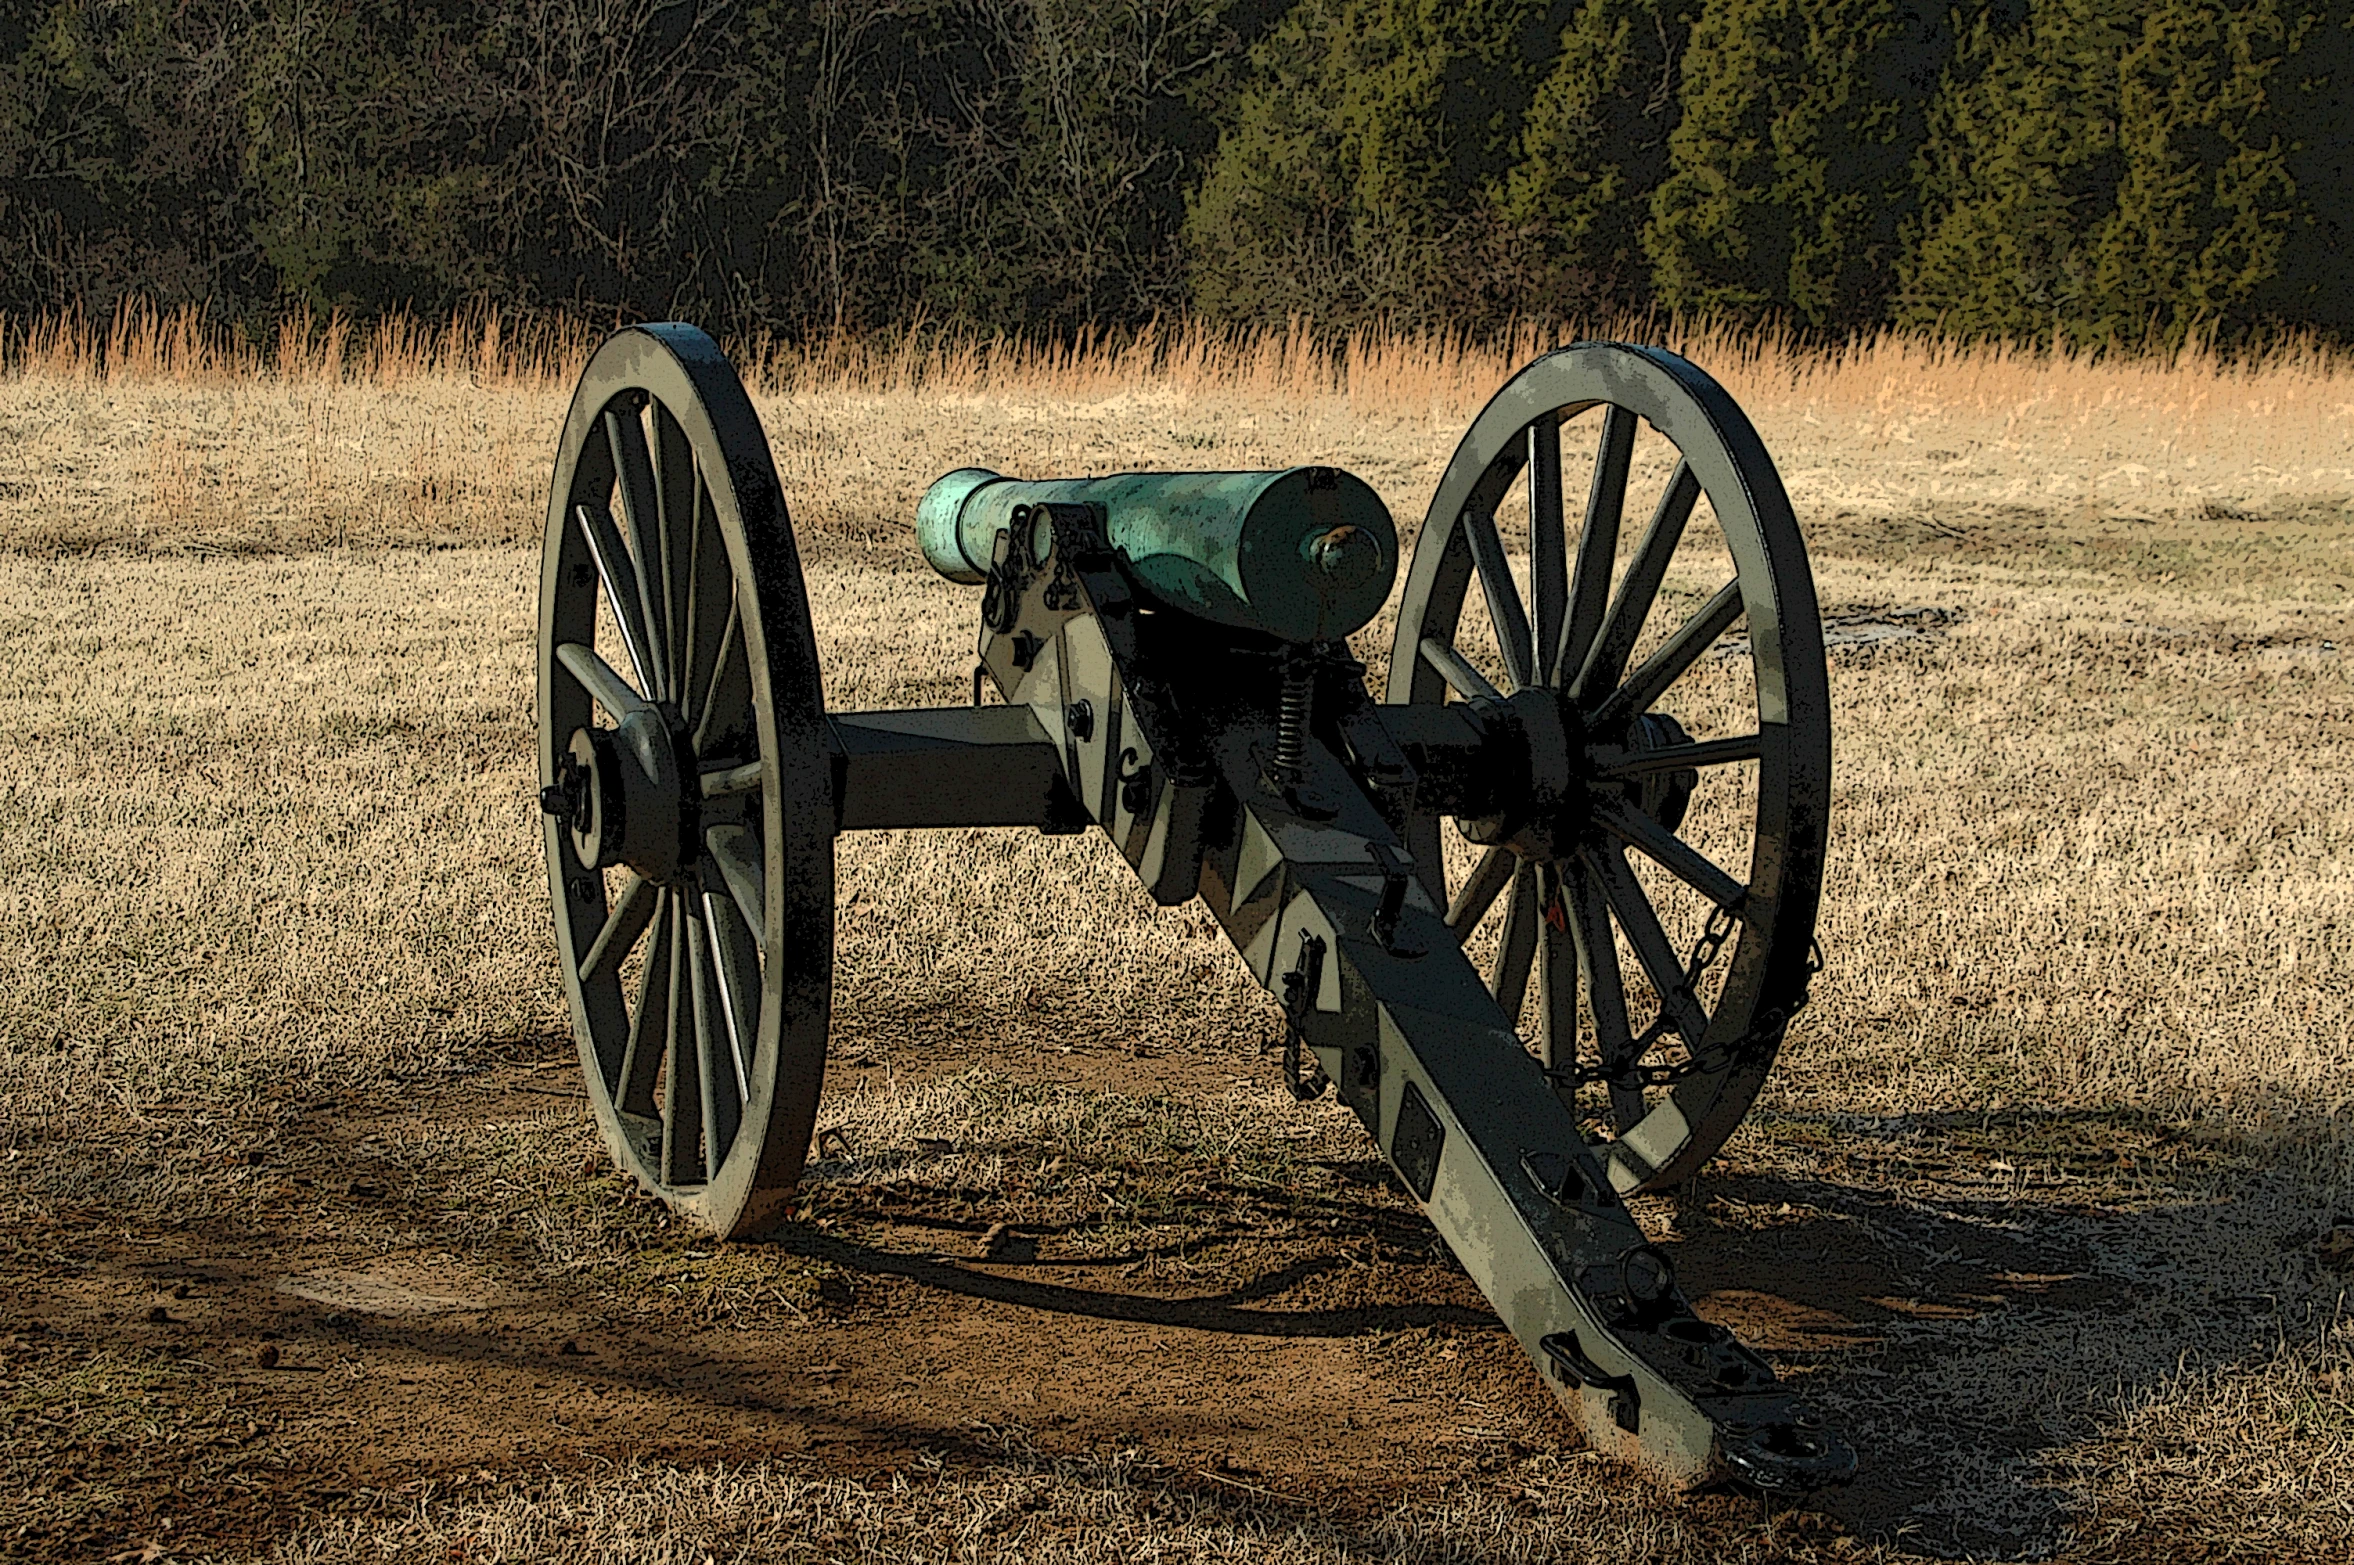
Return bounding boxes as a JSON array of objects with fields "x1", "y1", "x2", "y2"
[
  {"x1": 1496, "y1": 1, "x2": 1692, "y2": 311},
  {"x1": 2257, "y1": 6, "x2": 2354, "y2": 331},
  {"x1": 1642, "y1": 0, "x2": 1954, "y2": 330},
  {"x1": 1185, "y1": 0, "x2": 1688, "y2": 322},
  {"x1": 2, "y1": 0, "x2": 2350, "y2": 341},
  {"x1": 1183, "y1": 0, "x2": 1572, "y2": 324},
  {"x1": 1901, "y1": 1, "x2": 2354, "y2": 344}
]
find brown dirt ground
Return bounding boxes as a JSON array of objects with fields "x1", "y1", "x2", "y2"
[
  {"x1": 5, "y1": 1040, "x2": 1540, "y2": 1559},
  {"x1": 12, "y1": 1021, "x2": 2315, "y2": 1563}
]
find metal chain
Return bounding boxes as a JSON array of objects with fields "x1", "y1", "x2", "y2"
[
  {"x1": 1276, "y1": 929, "x2": 1331, "y2": 1101},
  {"x1": 1547, "y1": 902, "x2": 1823, "y2": 1093}
]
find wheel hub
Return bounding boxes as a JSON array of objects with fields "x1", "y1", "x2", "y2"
[
  {"x1": 548, "y1": 708, "x2": 695, "y2": 884},
  {"x1": 1455, "y1": 688, "x2": 1584, "y2": 859},
  {"x1": 1455, "y1": 694, "x2": 1698, "y2": 862},
  {"x1": 1620, "y1": 711, "x2": 1699, "y2": 835}
]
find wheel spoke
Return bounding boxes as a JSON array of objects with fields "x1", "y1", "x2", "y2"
[
  {"x1": 1534, "y1": 866, "x2": 1579, "y2": 1074},
  {"x1": 699, "y1": 758, "x2": 767, "y2": 799},
  {"x1": 1446, "y1": 844, "x2": 1516, "y2": 931},
  {"x1": 569, "y1": 503, "x2": 660, "y2": 699},
  {"x1": 1586, "y1": 844, "x2": 1709, "y2": 1044},
  {"x1": 1419, "y1": 636, "x2": 1502, "y2": 703},
  {"x1": 685, "y1": 907, "x2": 738, "y2": 1182},
  {"x1": 653, "y1": 405, "x2": 696, "y2": 681},
  {"x1": 604, "y1": 408, "x2": 672, "y2": 701},
  {"x1": 1590, "y1": 733, "x2": 1762, "y2": 779},
  {"x1": 702, "y1": 887, "x2": 759, "y2": 1099},
  {"x1": 1527, "y1": 415, "x2": 1566, "y2": 686},
  {"x1": 660, "y1": 907, "x2": 703, "y2": 1186},
  {"x1": 1594, "y1": 795, "x2": 1747, "y2": 912},
  {"x1": 1590, "y1": 579, "x2": 1743, "y2": 731},
  {"x1": 1563, "y1": 856, "x2": 1645, "y2": 1128},
  {"x1": 555, "y1": 640, "x2": 655, "y2": 724},
  {"x1": 704, "y1": 824, "x2": 767, "y2": 957},
  {"x1": 693, "y1": 596, "x2": 745, "y2": 752},
  {"x1": 1558, "y1": 405, "x2": 1636, "y2": 686},
  {"x1": 678, "y1": 472, "x2": 710, "y2": 712},
  {"x1": 615, "y1": 892, "x2": 672, "y2": 1115},
  {"x1": 1574, "y1": 459, "x2": 1700, "y2": 701},
  {"x1": 580, "y1": 872, "x2": 657, "y2": 984},
  {"x1": 1459, "y1": 506, "x2": 1534, "y2": 692},
  {"x1": 1491, "y1": 865, "x2": 1539, "y2": 1025}
]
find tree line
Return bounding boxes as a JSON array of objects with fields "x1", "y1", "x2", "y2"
[{"x1": 5, "y1": 1, "x2": 2349, "y2": 345}]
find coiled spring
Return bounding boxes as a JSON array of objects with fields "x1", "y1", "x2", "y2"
[{"x1": 1273, "y1": 652, "x2": 1314, "y2": 778}]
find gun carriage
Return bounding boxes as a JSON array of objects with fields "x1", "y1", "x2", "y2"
[{"x1": 535, "y1": 324, "x2": 1846, "y2": 1493}]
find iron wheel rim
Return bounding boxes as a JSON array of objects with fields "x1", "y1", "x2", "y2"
[
  {"x1": 1386, "y1": 343, "x2": 1831, "y2": 1194},
  {"x1": 537, "y1": 323, "x2": 833, "y2": 1238}
]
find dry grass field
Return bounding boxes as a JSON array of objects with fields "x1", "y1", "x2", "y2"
[{"x1": 2, "y1": 308, "x2": 2352, "y2": 1562}]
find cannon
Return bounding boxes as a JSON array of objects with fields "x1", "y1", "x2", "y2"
[{"x1": 535, "y1": 324, "x2": 1845, "y2": 1493}]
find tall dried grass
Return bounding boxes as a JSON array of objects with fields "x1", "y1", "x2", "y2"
[
  {"x1": 10, "y1": 299, "x2": 2351, "y2": 418},
  {"x1": 0, "y1": 300, "x2": 596, "y2": 389},
  {"x1": 7, "y1": 301, "x2": 2350, "y2": 560}
]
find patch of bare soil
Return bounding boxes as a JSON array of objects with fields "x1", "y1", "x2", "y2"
[
  {"x1": 1, "y1": 1045, "x2": 1527, "y2": 1562},
  {"x1": 10, "y1": 1029, "x2": 2335, "y2": 1563}
]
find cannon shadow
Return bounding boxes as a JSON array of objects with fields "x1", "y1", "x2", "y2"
[
  {"x1": 755, "y1": 1105, "x2": 2341, "y2": 1560},
  {"x1": 1662, "y1": 1109, "x2": 2339, "y2": 1559}
]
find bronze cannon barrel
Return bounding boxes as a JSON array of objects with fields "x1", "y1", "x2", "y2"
[{"x1": 916, "y1": 466, "x2": 1396, "y2": 643}]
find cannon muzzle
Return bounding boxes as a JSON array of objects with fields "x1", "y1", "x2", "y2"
[{"x1": 917, "y1": 466, "x2": 1395, "y2": 643}]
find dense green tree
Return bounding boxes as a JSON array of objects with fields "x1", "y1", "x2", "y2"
[
  {"x1": 2255, "y1": 6, "x2": 2354, "y2": 331},
  {"x1": 1896, "y1": 0, "x2": 2116, "y2": 338},
  {"x1": 1643, "y1": 0, "x2": 1955, "y2": 330},
  {"x1": 2097, "y1": 4, "x2": 2296, "y2": 336},
  {"x1": 1184, "y1": 0, "x2": 1582, "y2": 325},
  {"x1": 1180, "y1": 0, "x2": 1373, "y2": 321},
  {"x1": 1496, "y1": 0, "x2": 1693, "y2": 311},
  {"x1": 1900, "y1": 1, "x2": 2354, "y2": 344}
]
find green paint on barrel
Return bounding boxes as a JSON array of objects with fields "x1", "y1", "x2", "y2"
[{"x1": 917, "y1": 467, "x2": 1396, "y2": 643}]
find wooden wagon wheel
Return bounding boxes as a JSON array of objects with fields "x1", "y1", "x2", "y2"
[
  {"x1": 1386, "y1": 344, "x2": 1831, "y2": 1195},
  {"x1": 537, "y1": 323, "x2": 833, "y2": 1238}
]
